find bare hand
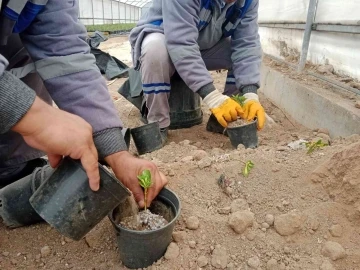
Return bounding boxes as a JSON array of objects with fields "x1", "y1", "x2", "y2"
[
  {"x1": 105, "y1": 151, "x2": 168, "y2": 208},
  {"x1": 12, "y1": 97, "x2": 100, "y2": 190}
]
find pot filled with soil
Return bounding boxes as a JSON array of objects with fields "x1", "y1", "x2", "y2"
[
  {"x1": 226, "y1": 118, "x2": 258, "y2": 149},
  {"x1": 29, "y1": 157, "x2": 130, "y2": 241},
  {"x1": 131, "y1": 122, "x2": 164, "y2": 155},
  {"x1": 109, "y1": 187, "x2": 181, "y2": 269}
]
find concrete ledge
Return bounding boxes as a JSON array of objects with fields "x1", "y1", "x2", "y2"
[{"x1": 260, "y1": 64, "x2": 360, "y2": 138}]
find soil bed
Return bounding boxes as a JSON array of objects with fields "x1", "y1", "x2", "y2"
[{"x1": 1, "y1": 36, "x2": 359, "y2": 270}]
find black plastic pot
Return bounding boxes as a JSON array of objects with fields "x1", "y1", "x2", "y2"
[
  {"x1": 168, "y1": 73, "x2": 203, "y2": 129},
  {"x1": 206, "y1": 114, "x2": 228, "y2": 136},
  {"x1": 109, "y1": 188, "x2": 181, "y2": 269},
  {"x1": 227, "y1": 119, "x2": 258, "y2": 149},
  {"x1": 0, "y1": 166, "x2": 53, "y2": 228},
  {"x1": 122, "y1": 127, "x2": 131, "y2": 149},
  {"x1": 29, "y1": 157, "x2": 130, "y2": 241},
  {"x1": 131, "y1": 122, "x2": 163, "y2": 155}
]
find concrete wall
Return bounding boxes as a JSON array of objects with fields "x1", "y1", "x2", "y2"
[
  {"x1": 258, "y1": 0, "x2": 360, "y2": 80},
  {"x1": 260, "y1": 64, "x2": 360, "y2": 138}
]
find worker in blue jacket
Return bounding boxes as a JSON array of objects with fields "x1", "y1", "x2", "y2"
[
  {"x1": 129, "y1": 0, "x2": 266, "y2": 138},
  {"x1": 0, "y1": 0, "x2": 167, "y2": 227}
]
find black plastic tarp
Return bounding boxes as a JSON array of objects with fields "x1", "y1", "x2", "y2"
[{"x1": 87, "y1": 31, "x2": 129, "y2": 80}]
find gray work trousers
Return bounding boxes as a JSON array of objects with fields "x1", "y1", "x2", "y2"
[
  {"x1": 0, "y1": 35, "x2": 52, "y2": 167},
  {"x1": 140, "y1": 33, "x2": 238, "y2": 129}
]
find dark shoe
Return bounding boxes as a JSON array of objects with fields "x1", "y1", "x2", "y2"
[
  {"x1": 0, "y1": 165, "x2": 53, "y2": 228},
  {"x1": 0, "y1": 158, "x2": 48, "y2": 188},
  {"x1": 206, "y1": 114, "x2": 228, "y2": 136}
]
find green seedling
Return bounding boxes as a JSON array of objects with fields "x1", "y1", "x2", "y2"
[
  {"x1": 137, "y1": 169, "x2": 153, "y2": 210},
  {"x1": 304, "y1": 139, "x2": 328, "y2": 154},
  {"x1": 231, "y1": 94, "x2": 246, "y2": 107},
  {"x1": 242, "y1": 160, "x2": 255, "y2": 177}
]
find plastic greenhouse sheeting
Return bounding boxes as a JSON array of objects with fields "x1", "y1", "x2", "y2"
[{"x1": 117, "y1": 0, "x2": 152, "y2": 8}]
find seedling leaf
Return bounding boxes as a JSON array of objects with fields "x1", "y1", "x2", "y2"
[
  {"x1": 137, "y1": 169, "x2": 153, "y2": 210},
  {"x1": 231, "y1": 94, "x2": 246, "y2": 107},
  {"x1": 242, "y1": 160, "x2": 254, "y2": 177},
  {"x1": 304, "y1": 139, "x2": 328, "y2": 154}
]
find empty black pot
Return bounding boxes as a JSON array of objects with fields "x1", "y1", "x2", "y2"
[
  {"x1": 29, "y1": 157, "x2": 130, "y2": 241},
  {"x1": 227, "y1": 120, "x2": 258, "y2": 149},
  {"x1": 131, "y1": 122, "x2": 163, "y2": 155},
  {"x1": 0, "y1": 166, "x2": 53, "y2": 228},
  {"x1": 109, "y1": 188, "x2": 181, "y2": 269}
]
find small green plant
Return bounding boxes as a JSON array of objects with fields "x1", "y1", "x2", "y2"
[
  {"x1": 304, "y1": 140, "x2": 328, "y2": 154},
  {"x1": 231, "y1": 94, "x2": 246, "y2": 107},
  {"x1": 137, "y1": 169, "x2": 153, "y2": 210},
  {"x1": 242, "y1": 160, "x2": 255, "y2": 177}
]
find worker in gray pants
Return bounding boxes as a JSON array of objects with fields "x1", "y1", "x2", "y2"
[
  {"x1": 0, "y1": 0, "x2": 167, "y2": 227},
  {"x1": 129, "y1": 0, "x2": 266, "y2": 137}
]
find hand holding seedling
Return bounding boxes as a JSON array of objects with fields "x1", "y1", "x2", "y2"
[
  {"x1": 105, "y1": 151, "x2": 168, "y2": 208},
  {"x1": 232, "y1": 93, "x2": 265, "y2": 130},
  {"x1": 138, "y1": 170, "x2": 153, "y2": 210}
]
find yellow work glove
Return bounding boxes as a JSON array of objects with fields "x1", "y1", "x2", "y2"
[
  {"x1": 243, "y1": 93, "x2": 266, "y2": 130},
  {"x1": 203, "y1": 90, "x2": 243, "y2": 127}
]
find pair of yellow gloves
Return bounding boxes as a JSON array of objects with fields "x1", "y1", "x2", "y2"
[{"x1": 203, "y1": 90, "x2": 265, "y2": 130}]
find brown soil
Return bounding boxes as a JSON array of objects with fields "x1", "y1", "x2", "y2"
[{"x1": 1, "y1": 37, "x2": 360, "y2": 270}]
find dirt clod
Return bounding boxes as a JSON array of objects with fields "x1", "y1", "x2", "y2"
[
  {"x1": 2, "y1": 252, "x2": 9, "y2": 257},
  {"x1": 355, "y1": 101, "x2": 360, "y2": 109},
  {"x1": 164, "y1": 243, "x2": 180, "y2": 260},
  {"x1": 188, "y1": 240, "x2": 196, "y2": 249},
  {"x1": 317, "y1": 65, "x2": 334, "y2": 75},
  {"x1": 186, "y1": 216, "x2": 200, "y2": 230},
  {"x1": 274, "y1": 210, "x2": 306, "y2": 236},
  {"x1": 172, "y1": 231, "x2": 187, "y2": 243},
  {"x1": 265, "y1": 214, "x2": 275, "y2": 226},
  {"x1": 179, "y1": 140, "x2": 191, "y2": 146},
  {"x1": 40, "y1": 246, "x2": 51, "y2": 257},
  {"x1": 329, "y1": 224, "x2": 343, "y2": 237},
  {"x1": 266, "y1": 258, "x2": 278, "y2": 270},
  {"x1": 320, "y1": 260, "x2": 336, "y2": 270},
  {"x1": 181, "y1": 156, "x2": 194, "y2": 162},
  {"x1": 192, "y1": 150, "x2": 208, "y2": 161},
  {"x1": 349, "y1": 82, "x2": 360, "y2": 90},
  {"x1": 228, "y1": 210, "x2": 254, "y2": 234},
  {"x1": 230, "y1": 198, "x2": 249, "y2": 213},
  {"x1": 211, "y1": 245, "x2": 228, "y2": 269},
  {"x1": 218, "y1": 207, "x2": 231, "y2": 215},
  {"x1": 321, "y1": 241, "x2": 346, "y2": 261},
  {"x1": 197, "y1": 255, "x2": 208, "y2": 267},
  {"x1": 247, "y1": 256, "x2": 260, "y2": 269},
  {"x1": 198, "y1": 157, "x2": 212, "y2": 169}
]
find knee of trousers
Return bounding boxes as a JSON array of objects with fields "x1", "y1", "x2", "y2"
[{"x1": 141, "y1": 40, "x2": 173, "y2": 73}]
